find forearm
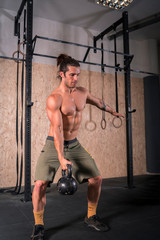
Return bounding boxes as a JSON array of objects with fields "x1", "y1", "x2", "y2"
[
  {"x1": 103, "y1": 102, "x2": 115, "y2": 115},
  {"x1": 101, "y1": 100, "x2": 124, "y2": 118},
  {"x1": 87, "y1": 93, "x2": 124, "y2": 117},
  {"x1": 99, "y1": 99, "x2": 115, "y2": 115},
  {"x1": 53, "y1": 127, "x2": 64, "y2": 162}
]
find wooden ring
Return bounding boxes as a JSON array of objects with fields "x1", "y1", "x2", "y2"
[
  {"x1": 112, "y1": 116, "x2": 122, "y2": 128},
  {"x1": 85, "y1": 120, "x2": 97, "y2": 132}
]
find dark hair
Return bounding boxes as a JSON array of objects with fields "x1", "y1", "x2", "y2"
[{"x1": 57, "y1": 53, "x2": 80, "y2": 79}]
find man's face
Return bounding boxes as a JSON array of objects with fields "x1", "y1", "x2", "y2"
[{"x1": 61, "y1": 66, "x2": 80, "y2": 89}]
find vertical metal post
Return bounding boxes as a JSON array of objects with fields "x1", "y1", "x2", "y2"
[
  {"x1": 123, "y1": 11, "x2": 134, "y2": 188},
  {"x1": 114, "y1": 34, "x2": 119, "y2": 113},
  {"x1": 24, "y1": 0, "x2": 33, "y2": 201}
]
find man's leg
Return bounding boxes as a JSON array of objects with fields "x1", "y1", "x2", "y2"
[
  {"x1": 31, "y1": 180, "x2": 48, "y2": 240},
  {"x1": 66, "y1": 140, "x2": 109, "y2": 231},
  {"x1": 87, "y1": 176, "x2": 102, "y2": 218},
  {"x1": 32, "y1": 180, "x2": 48, "y2": 213},
  {"x1": 85, "y1": 175, "x2": 109, "y2": 232}
]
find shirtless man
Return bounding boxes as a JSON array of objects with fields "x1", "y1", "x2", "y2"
[{"x1": 31, "y1": 54, "x2": 124, "y2": 240}]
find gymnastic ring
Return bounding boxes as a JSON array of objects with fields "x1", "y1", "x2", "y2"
[
  {"x1": 18, "y1": 41, "x2": 26, "y2": 57},
  {"x1": 101, "y1": 119, "x2": 106, "y2": 130},
  {"x1": 12, "y1": 42, "x2": 26, "y2": 63},
  {"x1": 85, "y1": 120, "x2": 96, "y2": 132},
  {"x1": 112, "y1": 116, "x2": 122, "y2": 128},
  {"x1": 12, "y1": 50, "x2": 21, "y2": 63}
]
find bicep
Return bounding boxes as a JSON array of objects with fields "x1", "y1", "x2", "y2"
[
  {"x1": 47, "y1": 108, "x2": 63, "y2": 129},
  {"x1": 47, "y1": 95, "x2": 63, "y2": 130}
]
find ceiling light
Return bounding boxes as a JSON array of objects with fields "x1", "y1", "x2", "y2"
[{"x1": 96, "y1": 0, "x2": 134, "y2": 10}]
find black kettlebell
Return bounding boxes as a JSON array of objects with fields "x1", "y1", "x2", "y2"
[{"x1": 57, "y1": 164, "x2": 78, "y2": 195}]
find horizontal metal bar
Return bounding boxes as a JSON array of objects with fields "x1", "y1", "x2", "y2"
[
  {"x1": 1, "y1": 54, "x2": 158, "y2": 76},
  {"x1": 79, "y1": 59, "x2": 122, "y2": 71},
  {"x1": 33, "y1": 53, "x2": 57, "y2": 59},
  {"x1": 130, "y1": 68, "x2": 160, "y2": 76},
  {"x1": 94, "y1": 17, "x2": 123, "y2": 42},
  {"x1": 93, "y1": 15, "x2": 123, "y2": 53},
  {"x1": 33, "y1": 53, "x2": 160, "y2": 76},
  {"x1": 36, "y1": 35, "x2": 89, "y2": 48},
  {"x1": 33, "y1": 53, "x2": 124, "y2": 70},
  {"x1": 108, "y1": 12, "x2": 160, "y2": 40},
  {"x1": 0, "y1": 55, "x2": 25, "y2": 61},
  {"x1": 34, "y1": 35, "x2": 133, "y2": 58}
]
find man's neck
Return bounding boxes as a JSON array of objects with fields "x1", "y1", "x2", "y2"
[{"x1": 59, "y1": 83, "x2": 76, "y2": 94}]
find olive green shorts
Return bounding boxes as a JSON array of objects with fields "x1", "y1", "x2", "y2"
[{"x1": 35, "y1": 136, "x2": 100, "y2": 184}]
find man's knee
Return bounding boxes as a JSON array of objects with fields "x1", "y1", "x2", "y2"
[
  {"x1": 34, "y1": 180, "x2": 48, "y2": 193},
  {"x1": 88, "y1": 176, "x2": 102, "y2": 187}
]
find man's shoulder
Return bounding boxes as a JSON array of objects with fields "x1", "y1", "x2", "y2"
[
  {"x1": 77, "y1": 86, "x2": 88, "y2": 94},
  {"x1": 47, "y1": 92, "x2": 62, "y2": 109}
]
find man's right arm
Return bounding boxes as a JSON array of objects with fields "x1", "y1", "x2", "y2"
[{"x1": 46, "y1": 94, "x2": 71, "y2": 170}]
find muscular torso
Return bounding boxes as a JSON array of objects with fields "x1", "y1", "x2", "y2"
[{"x1": 48, "y1": 87, "x2": 87, "y2": 140}]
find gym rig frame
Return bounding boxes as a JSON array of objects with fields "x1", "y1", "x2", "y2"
[{"x1": 1, "y1": 0, "x2": 159, "y2": 201}]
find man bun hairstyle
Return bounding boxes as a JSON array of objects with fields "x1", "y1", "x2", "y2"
[
  {"x1": 57, "y1": 53, "x2": 71, "y2": 67},
  {"x1": 57, "y1": 53, "x2": 80, "y2": 79}
]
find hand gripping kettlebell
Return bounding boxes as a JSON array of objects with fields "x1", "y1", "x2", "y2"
[{"x1": 57, "y1": 164, "x2": 78, "y2": 195}]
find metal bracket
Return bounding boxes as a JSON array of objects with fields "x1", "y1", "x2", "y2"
[
  {"x1": 128, "y1": 109, "x2": 136, "y2": 113},
  {"x1": 26, "y1": 100, "x2": 34, "y2": 107}
]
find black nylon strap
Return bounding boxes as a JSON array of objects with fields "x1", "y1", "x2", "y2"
[{"x1": 101, "y1": 38, "x2": 106, "y2": 130}]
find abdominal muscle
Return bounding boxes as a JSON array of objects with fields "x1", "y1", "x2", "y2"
[{"x1": 48, "y1": 110, "x2": 82, "y2": 141}]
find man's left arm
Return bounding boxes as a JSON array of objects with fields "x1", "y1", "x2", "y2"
[{"x1": 86, "y1": 91, "x2": 124, "y2": 118}]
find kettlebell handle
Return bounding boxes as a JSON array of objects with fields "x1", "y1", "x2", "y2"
[
  {"x1": 67, "y1": 164, "x2": 72, "y2": 178},
  {"x1": 62, "y1": 164, "x2": 72, "y2": 178}
]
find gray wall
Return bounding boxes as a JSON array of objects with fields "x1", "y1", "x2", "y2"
[{"x1": 0, "y1": 8, "x2": 159, "y2": 76}]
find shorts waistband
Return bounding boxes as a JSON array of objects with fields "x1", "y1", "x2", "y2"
[{"x1": 47, "y1": 136, "x2": 77, "y2": 145}]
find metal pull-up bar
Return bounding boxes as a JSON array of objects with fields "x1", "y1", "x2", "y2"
[
  {"x1": 32, "y1": 35, "x2": 133, "y2": 58},
  {"x1": 93, "y1": 17, "x2": 123, "y2": 53},
  {"x1": 14, "y1": 0, "x2": 27, "y2": 36}
]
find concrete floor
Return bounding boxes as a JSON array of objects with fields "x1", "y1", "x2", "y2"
[{"x1": 0, "y1": 175, "x2": 160, "y2": 240}]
